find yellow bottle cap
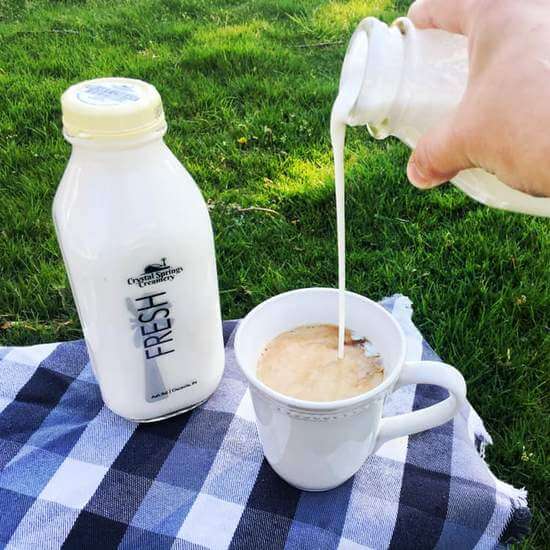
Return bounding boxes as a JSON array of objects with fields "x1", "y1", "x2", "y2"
[{"x1": 61, "y1": 77, "x2": 166, "y2": 140}]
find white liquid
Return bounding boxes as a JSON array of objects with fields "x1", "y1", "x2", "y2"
[
  {"x1": 331, "y1": 29, "x2": 369, "y2": 359},
  {"x1": 330, "y1": 113, "x2": 347, "y2": 359}
]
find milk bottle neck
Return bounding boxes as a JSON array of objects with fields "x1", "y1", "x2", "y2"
[
  {"x1": 340, "y1": 17, "x2": 468, "y2": 144},
  {"x1": 65, "y1": 127, "x2": 167, "y2": 154},
  {"x1": 341, "y1": 17, "x2": 407, "y2": 137}
]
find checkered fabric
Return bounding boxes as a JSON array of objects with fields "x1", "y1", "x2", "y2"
[{"x1": 0, "y1": 295, "x2": 530, "y2": 549}]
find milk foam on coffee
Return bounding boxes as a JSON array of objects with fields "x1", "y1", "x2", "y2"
[{"x1": 257, "y1": 324, "x2": 383, "y2": 401}]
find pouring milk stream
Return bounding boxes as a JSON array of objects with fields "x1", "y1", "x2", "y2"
[{"x1": 332, "y1": 17, "x2": 550, "y2": 356}]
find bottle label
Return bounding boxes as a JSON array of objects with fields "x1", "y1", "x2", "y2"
[
  {"x1": 77, "y1": 83, "x2": 141, "y2": 105},
  {"x1": 133, "y1": 292, "x2": 175, "y2": 362},
  {"x1": 127, "y1": 257, "x2": 184, "y2": 287},
  {"x1": 125, "y1": 259, "x2": 196, "y2": 404}
]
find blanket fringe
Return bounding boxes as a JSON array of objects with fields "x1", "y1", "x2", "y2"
[{"x1": 499, "y1": 484, "x2": 531, "y2": 544}]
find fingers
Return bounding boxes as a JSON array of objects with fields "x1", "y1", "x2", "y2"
[
  {"x1": 406, "y1": 1, "x2": 477, "y2": 187},
  {"x1": 407, "y1": 115, "x2": 474, "y2": 189},
  {"x1": 408, "y1": 0, "x2": 475, "y2": 34}
]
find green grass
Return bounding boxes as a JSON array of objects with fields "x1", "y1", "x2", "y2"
[{"x1": 0, "y1": 0, "x2": 548, "y2": 546}]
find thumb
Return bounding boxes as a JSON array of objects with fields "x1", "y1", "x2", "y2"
[
  {"x1": 407, "y1": 117, "x2": 473, "y2": 189},
  {"x1": 408, "y1": 0, "x2": 472, "y2": 34}
]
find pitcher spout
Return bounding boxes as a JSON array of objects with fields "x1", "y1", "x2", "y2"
[{"x1": 335, "y1": 17, "x2": 405, "y2": 137}]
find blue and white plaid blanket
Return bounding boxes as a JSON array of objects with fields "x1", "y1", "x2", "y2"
[{"x1": 0, "y1": 295, "x2": 530, "y2": 549}]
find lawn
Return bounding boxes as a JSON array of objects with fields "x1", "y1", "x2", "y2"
[{"x1": 0, "y1": 0, "x2": 548, "y2": 547}]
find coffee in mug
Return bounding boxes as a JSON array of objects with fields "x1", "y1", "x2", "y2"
[{"x1": 257, "y1": 324, "x2": 383, "y2": 401}]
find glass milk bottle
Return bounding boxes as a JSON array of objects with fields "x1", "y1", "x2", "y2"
[
  {"x1": 336, "y1": 17, "x2": 550, "y2": 217},
  {"x1": 53, "y1": 77, "x2": 225, "y2": 421}
]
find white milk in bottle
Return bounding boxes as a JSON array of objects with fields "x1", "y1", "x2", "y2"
[{"x1": 53, "y1": 77, "x2": 225, "y2": 422}]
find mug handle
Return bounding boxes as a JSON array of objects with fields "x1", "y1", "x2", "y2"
[{"x1": 375, "y1": 361, "x2": 467, "y2": 450}]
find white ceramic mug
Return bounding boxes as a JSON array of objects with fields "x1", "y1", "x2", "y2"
[{"x1": 234, "y1": 288, "x2": 467, "y2": 491}]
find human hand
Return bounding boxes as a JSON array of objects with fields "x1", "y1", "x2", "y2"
[{"x1": 406, "y1": 0, "x2": 550, "y2": 197}]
